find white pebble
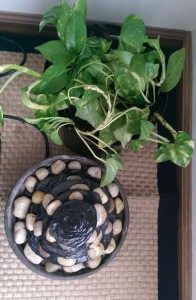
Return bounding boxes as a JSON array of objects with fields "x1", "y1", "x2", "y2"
[
  {"x1": 13, "y1": 196, "x2": 31, "y2": 219},
  {"x1": 107, "y1": 182, "x2": 119, "y2": 197},
  {"x1": 24, "y1": 244, "x2": 43, "y2": 264},
  {"x1": 88, "y1": 243, "x2": 104, "y2": 259},
  {"x1": 70, "y1": 184, "x2": 89, "y2": 191},
  {"x1": 46, "y1": 200, "x2": 62, "y2": 216},
  {"x1": 14, "y1": 221, "x2": 25, "y2": 233},
  {"x1": 68, "y1": 161, "x2": 81, "y2": 170},
  {"x1": 45, "y1": 262, "x2": 60, "y2": 273},
  {"x1": 87, "y1": 167, "x2": 101, "y2": 179},
  {"x1": 57, "y1": 257, "x2": 76, "y2": 267},
  {"x1": 104, "y1": 238, "x2": 116, "y2": 254},
  {"x1": 24, "y1": 176, "x2": 37, "y2": 193},
  {"x1": 14, "y1": 228, "x2": 27, "y2": 244},
  {"x1": 33, "y1": 220, "x2": 43, "y2": 237},
  {"x1": 63, "y1": 263, "x2": 83, "y2": 273},
  {"x1": 113, "y1": 219, "x2": 122, "y2": 236},
  {"x1": 35, "y1": 168, "x2": 49, "y2": 181},
  {"x1": 51, "y1": 160, "x2": 66, "y2": 174},
  {"x1": 87, "y1": 256, "x2": 101, "y2": 269},
  {"x1": 93, "y1": 188, "x2": 108, "y2": 204},
  {"x1": 46, "y1": 227, "x2": 56, "y2": 243},
  {"x1": 26, "y1": 214, "x2": 36, "y2": 231},
  {"x1": 94, "y1": 204, "x2": 107, "y2": 227},
  {"x1": 114, "y1": 197, "x2": 124, "y2": 214},
  {"x1": 42, "y1": 194, "x2": 54, "y2": 209},
  {"x1": 69, "y1": 191, "x2": 84, "y2": 201}
]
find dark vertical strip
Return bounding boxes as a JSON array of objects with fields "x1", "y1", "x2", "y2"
[{"x1": 158, "y1": 86, "x2": 179, "y2": 300}]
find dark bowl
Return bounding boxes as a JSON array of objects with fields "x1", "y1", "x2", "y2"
[{"x1": 4, "y1": 155, "x2": 129, "y2": 280}]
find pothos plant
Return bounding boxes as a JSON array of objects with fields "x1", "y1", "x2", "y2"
[{"x1": 0, "y1": 0, "x2": 194, "y2": 186}]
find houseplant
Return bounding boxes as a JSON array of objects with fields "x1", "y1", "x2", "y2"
[{"x1": 0, "y1": 0, "x2": 194, "y2": 186}]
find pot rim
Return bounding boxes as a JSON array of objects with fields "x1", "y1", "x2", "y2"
[{"x1": 4, "y1": 155, "x2": 129, "y2": 280}]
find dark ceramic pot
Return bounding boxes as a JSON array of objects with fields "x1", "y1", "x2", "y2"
[{"x1": 4, "y1": 155, "x2": 129, "y2": 280}]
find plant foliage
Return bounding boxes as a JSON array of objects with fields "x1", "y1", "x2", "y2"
[{"x1": 0, "y1": 0, "x2": 194, "y2": 185}]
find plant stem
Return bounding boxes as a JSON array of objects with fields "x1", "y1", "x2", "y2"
[
  {"x1": 148, "y1": 138, "x2": 168, "y2": 145},
  {"x1": 75, "y1": 128, "x2": 106, "y2": 164},
  {"x1": 0, "y1": 71, "x2": 22, "y2": 94},
  {"x1": 151, "y1": 131, "x2": 170, "y2": 143},
  {"x1": 153, "y1": 112, "x2": 177, "y2": 138},
  {"x1": 0, "y1": 65, "x2": 41, "y2": 78}
]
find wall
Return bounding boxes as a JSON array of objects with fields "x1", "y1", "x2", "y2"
[
  {"x1": 1, "y1": 0, "x2": 196, "y2": 30},
  {"x1": 0, "y1": 0, "x2": 196, "y2": 298},
  {"x1": 192, "y1": 28, "x2": 196, "y2": 300}
]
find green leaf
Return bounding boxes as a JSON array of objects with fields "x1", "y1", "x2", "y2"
[
  {"x1": 116, "y1": 73, "x2": 142, "y2": 97},
  {"x1": 160, "y1": 48, "x2": 185, "y2": 92},
  {"x1": 65, "y1": 12, "x2": 87, "y2": 54},
  {"x1": 153, "y1": 147, "x2": 168, "y2": 163},
  {"x1": 126, "y1": 107, "x2": 150, "y2": 134},
  {"x1": 42, "y1": 64, "x2": 67, "y2": 81},
  {"x1": 74, "y1": 97, "x2": 105, "y2": 128},
  {"x1": 73, "y1": 0, "x2": 87, "y2": 21},
  {"x1": 49, "y1": 130, "x2": 63, "y2": 145},
  {"x1": 130, "y1": 139, "x2": 143, "y2": 150},
  {"x1": 119, "y1": 15, "x2": 145, "y2": 53},
  {"x1": 0, "y1": 106, "x2": 3, "y2": 125},
  {"x1": 80, "y1": 90, "x2": 100, "y2": 107},
  {"x1": 35, "y1": 40, "x2": 73, "y2": 65},
  {"x1": 88, "y1": 37, "x2": 111, "y2": 56},
  {"x1": 31, "y1": 72, "x2": 67, "y2": 95},
  {"x1": 145, "y1": 63, "x2": 159, "y2": 79},
  {"x1": 111, "y1": 115, "x2": 132, "y2": 148},
  {"x1": 100, "y1": 156, "x2": 121, "y2": 187},
  {"x1": 98, "y1": 126, "x2": 117, "y2": 148},
  {"x1": 39, "y1": 5, "x2": 58, "y2": 31},
  {"x1": 139, "y1": 120, "x2": 154, "y2": 141},
  {"x1": 56, "y1": 1, "x2": 71, "y2": 43},
  {"x1": 154, "y1": 131, "x2": 194, "y2": 167},
  {"x1": 112, "y1": 50, "x2": 134, "y2": 66}
]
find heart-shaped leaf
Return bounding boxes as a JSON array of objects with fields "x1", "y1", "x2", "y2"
[
  {"x1": 119, "y1": 15, "x2": 145, "y2": 53},
  {"x1": 154, "y1": 131, "x2": 194, "y2": 167},
  {"x1": 100, "y1": 155, "x2": 122, "y2": 187}
]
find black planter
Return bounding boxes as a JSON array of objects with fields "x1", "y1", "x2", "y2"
[{"x1": 4, "y1": 155, "x2": 129, "y2": 280}]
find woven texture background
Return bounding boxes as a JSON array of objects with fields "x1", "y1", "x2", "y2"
[{"x1": 0, "y1": 52, "x2": 159, "y2": 300}]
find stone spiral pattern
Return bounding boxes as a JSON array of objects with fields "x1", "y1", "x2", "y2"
[{"x1": 13, "y1": 159, "x2": 125, "y2": 275}]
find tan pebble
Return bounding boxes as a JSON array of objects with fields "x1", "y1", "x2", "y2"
[
  {"x1": 105, "y1": 222, "x2": 113, "y2": 235},
  {"x1": 69, "y1": 191, "x2": 84, "y2": 201},
  {"x1": 14, "y1": 222, "x2": 25, "y2": 233},
  {"x1": 113, "y1": 219, "x2": 122, "y2": 236},
  {"x1": 87, "y1": 256, "x2": 101, "y2": 269},
  {"x1": 14, "y1": 228, "x2": 27, "y2": 244},
  {"x1": 35, "y1": 168, "x2": 49, "y2": 181},
  {"x1": 107, "y1": 182, "x2": 119, "y2": 197},
  {"x1": 32, "y1": 191, "x2": 45, "y2": 204},
  {"x1": 87, "y1": 167, "x2": 101, "y2": 179},
  {"x1": 67, "y1": 175, "x2": 82, "y2": 181},
  {"x1": 42, "y1": 194, "x2": 54, "y2": 209},
  {"x1": 59, "y1": 243, "x2": 69, "y2": 250},
  {"x1": 46, "y1": 228, "x2": 56, "y2": 243},
  {"x1": 33, "y1": 220, "x2": 43, "y2": 237},
  {"x1": 57, "y1": 257, "x2": 76, "y2": 267},
  {"x1": 94, "y1": 204, "x2": 107, "y2": 227},
  {"x1": 46, "y1": 200, "x2": 62, "y2": 215},
  {"x1": 68, "y1": 161, "x2": 81, "y2": 170},
  {"x1": 63, "y1": 263, "x2": 83, "y2": 273},
  {"x1": 70, "y1": 184, "x2": 89, "y2": 191},
  {"x1": 51, "y1": 160, "x2": 66, "y2": 174},
  {"x1": 109, "y1": 198, "x2": 115, "y2": 213},
  {"x1": 45, "y1": 262, "x2": 60, "y2": 273},
  {"x1": 89, "y1": 231, "x2": 102, "y2": 248},
  {"x1": 86, "y1": 230, "x2": 97, "y2": 244},
  {"x1": 88, "y1": 243, "x2": 104, "y2": 259},
  {"x1": 104, "y1": 238, "x2": 116, "y2": 254},
  {"x1": 24, "y1": 244, "x2": 43, "y2": 264},
  {"x1": 26, "y1": 214, "x2": 36, "y2": 231},
  {"x1": 93, "y1": 188, "x2": 108, "y2": 204},
  {"x1": 114, "y1": 197, "x2": 124, "y2": 214},
  {"x1": 13, "y1": 196, "x2": 31, "y2": 219},
  {"x1": 24, "y1": 176, "x2": 37, "y2": 193}
]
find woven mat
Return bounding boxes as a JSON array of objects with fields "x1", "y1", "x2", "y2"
[{"x1": 0, "y1": 52, "x2": 159, "y2": 300}]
